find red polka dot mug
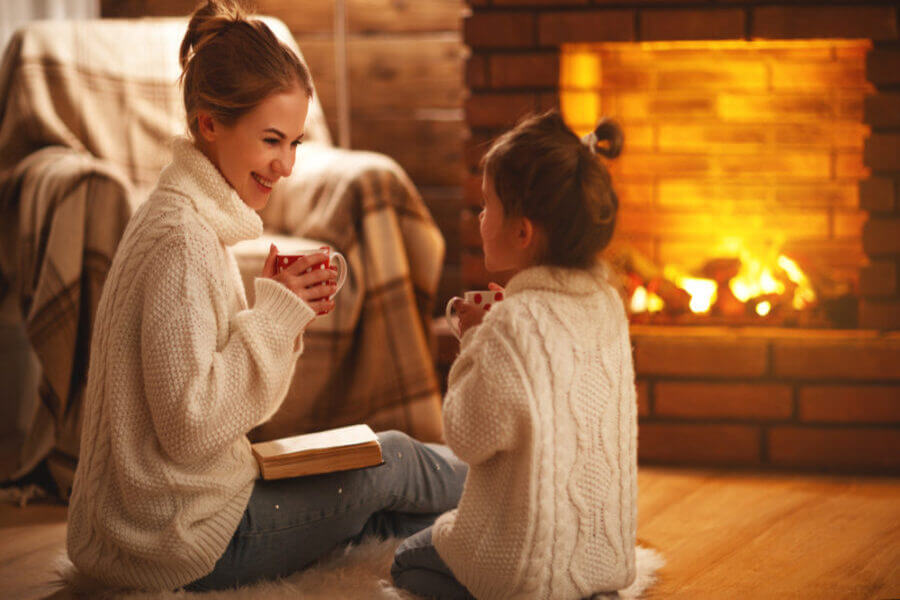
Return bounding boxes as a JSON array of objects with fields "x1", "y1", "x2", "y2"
[
  {"x1": 275, "y1": 246, "x2": 348, "y2": 299},
  {"x1": 445, "y1": 289, "x2": 505, "y2": 339}
]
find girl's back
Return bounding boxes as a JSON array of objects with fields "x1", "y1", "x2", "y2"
[
  {"x1": 434, "y1": 263, "x2": 637, "y2": 599},
  {"x1": 393, "y1": 110, "x2": 636, "y2": 600}
]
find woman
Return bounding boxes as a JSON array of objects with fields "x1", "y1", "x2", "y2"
[{"x1": 66, "y1": 0, "x2": 466, "y2": 591}]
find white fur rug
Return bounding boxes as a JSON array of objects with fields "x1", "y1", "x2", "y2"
[{"x1": 55, "y1": 538, "x2": 665, "y2": 600}]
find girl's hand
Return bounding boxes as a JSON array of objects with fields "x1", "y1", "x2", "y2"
[
  {"x1": 263, "y1": 244, "x2": 338, "y2": 316},
  {"x1": 457, "y1": 301, "x2": 484, "y2": 337},
  {"x1": 457, "y1": 282, "x2": 505, "y2": 337}
]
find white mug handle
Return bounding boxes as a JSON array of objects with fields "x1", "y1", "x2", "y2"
[
  {"x1": 445, "y1": 296, "x2": 464, "y2": 340},
  {"x1": 329, "y1": 251, "x2": 348, "y2": 297}
]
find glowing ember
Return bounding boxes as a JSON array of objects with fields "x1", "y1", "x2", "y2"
[
  {"x1": 682, "y1": 278, "x2": 717, "y2": 313},
  {"x1": 630, "y1": 285, "x2": 664, "y2": 313},
  {"x1": 777, "y1": 255, "x2": 817, "y2": 309},
  {"x1": 664, "y1": 266, "x2": 717, "y2": 314}
]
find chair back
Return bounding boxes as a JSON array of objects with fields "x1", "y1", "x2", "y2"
[{"x1": 0, "y1": 16, "x2": 331, "y2": 189}]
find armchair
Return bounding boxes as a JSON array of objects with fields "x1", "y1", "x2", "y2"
[{"x1": 0, "y1": 17, "x2": 445, "y2": 495}]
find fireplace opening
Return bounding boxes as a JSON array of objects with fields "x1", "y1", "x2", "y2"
[{"x1": 560, "y1": 40, "x2": 872, "y2": 328}]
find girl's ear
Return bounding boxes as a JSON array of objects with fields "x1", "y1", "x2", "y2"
[
  {"x1": 518, "y1": 216, "x2": 546, "y2": 265},
  {"x1": 517, "y1": 216, "x2": 535, "y2": 249},
  {"x1": 197, "y1": 111, "x2": 217, "y2": 143}
]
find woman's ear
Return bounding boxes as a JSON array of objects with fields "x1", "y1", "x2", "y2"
[{"x1": 197, "y1": 111, "x2": 217, "y2": 143}]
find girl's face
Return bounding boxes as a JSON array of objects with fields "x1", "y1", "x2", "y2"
[
  {"x1": 199, "y1": 85, "x2": 309, "y2": 210},
  {"x1": 480, "y1": 174, "x2": 531, "y2": 273}
]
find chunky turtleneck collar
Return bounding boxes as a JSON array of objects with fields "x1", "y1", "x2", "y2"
[{"x1": 157, "y1": 136, "x2": 263, "y2": 246}]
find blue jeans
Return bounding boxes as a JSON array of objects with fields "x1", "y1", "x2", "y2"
[
  {"x1": 391, "y1": 525, "x2": 474, "y2": 599},
  {"x1": 185, "y1": 430, "x2": 467, "y2": 591}
]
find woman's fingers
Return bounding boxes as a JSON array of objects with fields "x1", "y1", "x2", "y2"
[
  {"x1": 283, "y1": 252, "x2": 329, "y2": 276},
  {"x1": 292, "y1": 265, "x2": 338, "y2": 290},
  {"x1": 262, "y1": 244, "x2": 278, "y2": 278},
  {"x1": 299, "y1": 280, "x2": 338, "y2": 302},
  {"x1": 265, "y1": 251, "x2": 339, "y2": 313},
  {"x1": 306, "y1": 297, "x2": 336, "y2": 316}
]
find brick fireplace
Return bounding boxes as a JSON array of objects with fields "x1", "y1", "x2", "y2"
[{"x1": 447, "y1": 0, "x2": 900, "y2": 472}]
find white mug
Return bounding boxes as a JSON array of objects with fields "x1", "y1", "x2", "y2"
[
  {"x1": 445, "y1": 289, "x2": 505, "y2": 339},
  {"x1": 275, "y1": 246, "x2": 348, "y2": 299}
]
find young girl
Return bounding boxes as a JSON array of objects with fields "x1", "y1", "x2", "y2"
[
  {"x1": 65, "y1": 0, "x2": 466, "y2": 591},
  {"x1": 391, "y1": 111, "x2": 636, "y2": 599}
]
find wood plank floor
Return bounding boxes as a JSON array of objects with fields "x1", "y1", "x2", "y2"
[{"x1": 1, "y1": 466, "x2": 898, "y2": 599}]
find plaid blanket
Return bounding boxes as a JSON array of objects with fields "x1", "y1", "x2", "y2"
[
  {"x1": 0, "y1": 147, "x2": 135, "y2": 482},
  {"x1": 0, "y1": 17, "x2": 444, "y2": 488}
]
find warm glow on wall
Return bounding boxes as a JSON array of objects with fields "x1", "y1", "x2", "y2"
[{"x1": 561, "y1": 39, "x2": 871, "y2": 301}]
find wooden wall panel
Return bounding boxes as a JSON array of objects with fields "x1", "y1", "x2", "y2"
[
  {"x1": 352, "y1": 117, "x2": 465, "y2": 186},
  {"x1": 347, "y1": 0, "x2": 462, "y2": 34},
  {"x1": 259, "y1": 0, "x2": 462, "y2": 34},
  {"x1": 101, "y1": 0, "x2": 200, "y2": 17},
  {"x1": 104, "y1": 0, "x2": 462, "y2": 34}
]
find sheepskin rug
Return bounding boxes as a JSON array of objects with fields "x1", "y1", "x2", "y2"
[{"x1": 55, "y1": 538, "x2": 665, "y2": 600}]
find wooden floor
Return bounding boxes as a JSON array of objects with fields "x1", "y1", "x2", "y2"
[{"x1": 1, "y1": 466, "x2": 898, "y2": 599}]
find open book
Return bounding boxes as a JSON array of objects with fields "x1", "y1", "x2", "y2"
[{"x1": 251, "y1": 424, "x2": 384, "y2": 480}]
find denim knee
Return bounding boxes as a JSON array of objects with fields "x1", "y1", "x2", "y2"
[{"x1": 378, "y1": 429, "x2": 415, "y2": 458}]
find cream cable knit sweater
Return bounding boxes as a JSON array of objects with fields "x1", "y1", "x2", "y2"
[
  {"x1": 432, "y1": 264, "x2": 638, "y2": 600},
  {"x1": 66, "y1": 138, "x2": 316, "y2": 591}
]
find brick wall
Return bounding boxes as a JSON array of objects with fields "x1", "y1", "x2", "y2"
[
  {"x1": 461, "y1": 0, "x2": 900, "y2": 332},
  {"x1": 861, "y1": 43, "x2": 900, "y2": 328},
  {"x1": 634, "y1": 326, "x2": 900, "y2": 472}
]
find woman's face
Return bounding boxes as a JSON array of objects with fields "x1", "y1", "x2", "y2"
[{"x1": 200, "y1": 85, "x2": 309, "y2": 210}]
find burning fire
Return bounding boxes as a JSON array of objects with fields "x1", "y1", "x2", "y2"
[{"x1": 628, "y1": 242, "x2": 817, "y2": 319}]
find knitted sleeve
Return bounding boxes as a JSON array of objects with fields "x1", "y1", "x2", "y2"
[
  {"x1": 443, "y1": 320, "x2": 532, "y2": 466},
  {"x1": 140, "y1": 232, "x2": 315, "y2": 464}
]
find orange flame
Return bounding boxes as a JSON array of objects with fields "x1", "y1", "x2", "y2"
[{"x1": 630, "y1": 244, "x2": 816, "y2": 317}]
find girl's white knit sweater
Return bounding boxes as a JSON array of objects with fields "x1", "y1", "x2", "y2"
[
  {"x1": 66, "y1": 138, "x2": 315, "y2": 591},
  {"x1": 432, "y1": 264, "x2": 638, "y2": 600}
]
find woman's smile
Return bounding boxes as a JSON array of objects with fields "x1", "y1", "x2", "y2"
[{"x1": 252, "y1": 172, "x2": 275, "y2": 192}]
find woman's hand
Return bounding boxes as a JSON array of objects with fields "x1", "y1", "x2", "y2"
[{"x1": 262, "y1": 244, "x2": 338, "y2": 316}]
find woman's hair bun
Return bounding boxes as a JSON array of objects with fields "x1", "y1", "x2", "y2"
[
  {"x1": 580, "y1": 117, "x2": 624, "y2": 159},
  {"x1": 179, "y1": 0, "x2": 247, "y2": 70}
]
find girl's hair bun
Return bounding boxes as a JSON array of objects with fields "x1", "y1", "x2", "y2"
[{"x1": 581, "y1": 118, "x2": 624, "y2": 159}]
